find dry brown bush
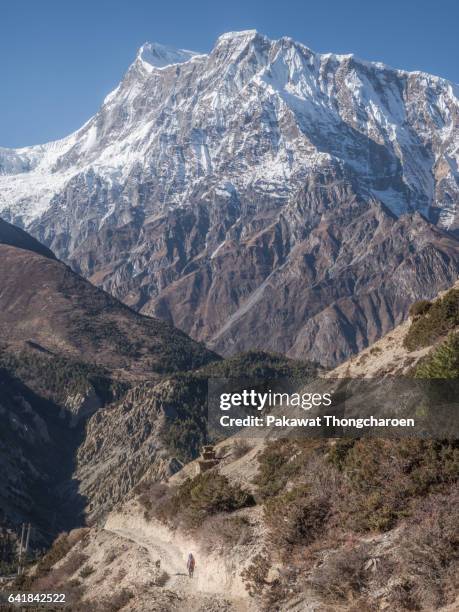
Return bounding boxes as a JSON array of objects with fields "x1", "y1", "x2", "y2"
[
  {"x1": 199, "y1": 513, "x2": 253, "y2": 552},
  {"x1": 309, "y1": 543, "x2": 373, "y2": 603},
  {"x1": 386, "y1": 485, "x2": 459, "y2": 610},
  {"x1": 30, "y1": 537, "x2": 88, "y2": 592},
  {"x1": 241, "y1": 552, "x2": 270, "y2": 597},
  {"x1": 264, "y1": 487, "x2": 331, "y2": 552},
  {"x1": 67, "y1": 528, "x2": 90, "y2": 547}
]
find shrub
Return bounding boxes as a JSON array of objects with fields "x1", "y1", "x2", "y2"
[
  {"x1": 153, "y1": 472, "x2": 255, "y2": 530},
  {"x1": 409, "y1": 300, "x2": 432, "y2": 318},
  {"x1": 309, "y1": 543, "x2": 372, "y2": 603},
  {"x1": 327, "y1": 439, "x2": 356, "y2": 471},
  {"x1": 103, "y1": 550, "x2": 117, "y2": 565},
  {"x1": 414, "y1": 332, "x2": 459, "y2": 379},
  {"x1": 107, "y1": 588, "x2": 134, "y2": 611},
  {"x1": 386, "y1": 485, "x2": 459, "y2": 610},
  {"x1": 263, "y1": 486, "x2": 330, "y2": 551},
  {"x1": 60, "y1": 578, "x2": 86, "y2": 609},
  {"x1": 137, "y1": 481, "x2": 169, "y2": 520},
  {"x1": 61, "y1": 552, "x2": 88, "y2": 576},
  {"x1": 182, "y1": 472, "x2": 254, "y2": 522},
  {"x1": 79, "y1": 564, "x2": 95, "y2": 579},
  {"x1": 32, "y1": 550, "x2": 88, "y2": 596},
  {"x1": 335, "y1": 439, "x2": 459, "y2": 532},
  {"x1": 201, "y1": 514, "x2": 253, "y2": 551},
  {"x1": 241, "y1": 552, "x2": 271, "y2": 597},
  {"x1": 404, "y1": 289, "x2": 459, "y2": 351},
  {"x1": 253, "y1": 439, "x2": 327, "y2": 499},
  {"x1": 231, "y1": 439, "x2": 251, "y2": 459},
  {"x1": 35, "y1": 533, "x2": 72, "y2": 575}
]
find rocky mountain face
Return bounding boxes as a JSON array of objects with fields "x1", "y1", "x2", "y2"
[
  {"x1": 0, "y1": 219, "x2": 217, "y2": 540},
  {"x1": 1, "y1": 30, "x2": 458, "y2": 364}
]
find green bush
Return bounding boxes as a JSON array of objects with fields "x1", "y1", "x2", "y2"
[
  {"x1": 409, "y1": 299, "x2": 432, "y2": 318},
  {"x1": 253, "y1": 439, "x2": 327, "y2": 499},
  {"x1": 79, "y1": 564, "x2": 95, "y2": 579},
  {"x1": 336, "y1": 439, "x2": 459, "y2": 531},
  {"x1": 404, "y1": 289, "x2": 459, "y2": 351},
  {"x1": 414, "y1": 332, "x2": 459, "y2": 379},
  {"x1": 327, "y1": 439, "x2": 356, "y2": 471},
  {"x1": 152, "y1": 472, "x2": 255, "y2": 530}
]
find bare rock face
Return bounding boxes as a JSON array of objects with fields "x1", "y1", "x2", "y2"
[
  {"x1": 1, "y1": 31, "x2": 459, "y2": 364},
  {"x1": 145, "y1": 200, "x2": 458, "y2": 366},
  {"x1": 75, "y1": 381, "x2": 184, "y2": 524}
]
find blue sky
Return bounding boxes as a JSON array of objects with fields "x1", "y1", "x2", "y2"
[{"x1": 2, "y1": 0, "x2": 458, "y2": 148}]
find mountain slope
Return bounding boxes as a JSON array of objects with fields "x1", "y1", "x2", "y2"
[
  {"x1": 1, "y1": 31, "x2": 458, "y2": 365},
  {"x1": 22, "y1": 287, "x2": 459, "y2": 611},
  {"x1": 0, "y1": 217, "x2": 55, "y2": 259},
  {"x1": 0, "y1": 368, "x2": 86, "y2": 541},
  {"x1": 0, "y1": 219, "x2": 217, "y2": 542},
  {"x1": 329, "y1": 280, "x2": 459, "y2": 378},
  {"x1": 0, "y1": 218, "x2": 216, "y2": 376}
]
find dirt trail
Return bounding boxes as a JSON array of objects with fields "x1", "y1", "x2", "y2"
[
  {"x1": 106, "y1": 526, "x2": 192, "y2": 593},
  {"x1": 104, "y1": 519, "x2": 254, "y2": 612}
]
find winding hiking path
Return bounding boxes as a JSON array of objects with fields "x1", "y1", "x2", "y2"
[{"x1": 104, "y1": 520, "x2": 253, "y2": 612}]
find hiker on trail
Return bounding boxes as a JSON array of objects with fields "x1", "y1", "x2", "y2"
[{"x1": 187, "y1": 553, "x2": 195, "y2": 578}]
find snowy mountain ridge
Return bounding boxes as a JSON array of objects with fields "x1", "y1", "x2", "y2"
[
  {"x1": 1, "y1": 29, "x2": 458, "y2": 226},
  {"x1": 0, "y1": 30, "x2": 458, "y2": 365}
]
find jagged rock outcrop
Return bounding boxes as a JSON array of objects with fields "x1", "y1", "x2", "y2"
[{"x1": 75, "y1": 381, "x2": 184, "y2": 524}]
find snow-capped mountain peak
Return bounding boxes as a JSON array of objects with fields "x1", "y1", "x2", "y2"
[
  {"x1": 0, "y1": 30, "x2": 458, "y2": 367},
  {"x1": 136, "y1": 41, "x2": 201, "y2": 71},
  {"x1": 0, "y1": 30, "x2": 458, "y2": 229}
]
